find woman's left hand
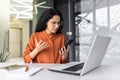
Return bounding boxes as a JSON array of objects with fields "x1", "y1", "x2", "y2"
[{"x1": 59, "y1": 45, "x2": 70, "y2": 61}]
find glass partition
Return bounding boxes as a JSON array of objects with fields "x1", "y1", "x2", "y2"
[{"x1": 78, "y1": 0, "x2": 120, "y2": 64}]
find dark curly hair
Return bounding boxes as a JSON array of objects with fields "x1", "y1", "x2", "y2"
[{"x1": 35, "y1": 8, "x2": 63, "y2": 33}]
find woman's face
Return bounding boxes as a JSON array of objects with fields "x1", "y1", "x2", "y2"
[{"x1": 45, "y1": 15, "x2": 61, "y2": 34}]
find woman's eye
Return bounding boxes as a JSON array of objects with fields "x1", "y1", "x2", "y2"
[
  {"x1": 52, "y1": 22, "x2": 56, "y2": 24},
  {"x1": 50, "y1": 21, "x2": 61, "y2": 25}
]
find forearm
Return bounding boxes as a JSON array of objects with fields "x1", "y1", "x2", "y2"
[
  {"x1": 24, "y1": 48, "x2": 40, "y2": 63},
  {"x1": 30, "y1": 48, "x2": 39, "y2": 59}
]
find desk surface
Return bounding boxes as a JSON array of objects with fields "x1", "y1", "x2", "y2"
[{"x1": 0, "y1": 62, "x2": 120, "y2": 80}]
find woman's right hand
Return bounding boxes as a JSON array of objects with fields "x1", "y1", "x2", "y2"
[
  {"x1": 35, "y1": 40, "x2": 49, "y2": 53},
  {"x1": 30, "y1": 40, "x2": 49, "y2": 59}
]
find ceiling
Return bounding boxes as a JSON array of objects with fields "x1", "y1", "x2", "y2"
[
  {"x1": 10, "y1": 0, "x2": 33, "y2": 20},
  {"x1": 10, "y1": 0, "x2": 120, "y2": 20},
  {"x1": 10, "y1": 0, "x2": 51, "y2": 20}
]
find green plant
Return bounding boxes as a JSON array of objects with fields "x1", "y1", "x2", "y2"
[
  {"x1": 0, "y1": 32, "x2": 10, "y2": 62},
  {"x1": 0, "y1": 49, "x2": 10, "y2": 62}
]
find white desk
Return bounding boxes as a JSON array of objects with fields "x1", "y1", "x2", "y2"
[
  {"x1": 80, "y1": 65, "x2": 120, "y2": 80},
  {"x1": 0, "y1": 62, "x2": 120, "y2": 80}
]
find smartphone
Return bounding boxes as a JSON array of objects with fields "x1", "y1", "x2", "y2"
[{"x1": 65, "y1": 39, "x2": 73, "y2": 48}]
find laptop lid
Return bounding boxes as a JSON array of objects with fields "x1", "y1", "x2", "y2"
[
  {"x1": 48, "y1": 35, "x2": 111, "y2": 76},
  {"x1": 80, "y1": 35, "x2": 111, "y2": 76}
]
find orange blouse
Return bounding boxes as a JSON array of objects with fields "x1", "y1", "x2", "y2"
[{"x1": 23, "y1": 31, "x2": 66, "y2": 63}]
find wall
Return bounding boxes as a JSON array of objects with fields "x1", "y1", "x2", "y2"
[{"x1": 0, "y1": 0, "x2": 10, "y2": 53}]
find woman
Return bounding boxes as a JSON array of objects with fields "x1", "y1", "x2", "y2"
[{"x1": 23, "y1": 9, "x2": 69, "y2": 63}]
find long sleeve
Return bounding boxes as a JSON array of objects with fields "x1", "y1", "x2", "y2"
[
  {"x1": 23, "y1": 31, "x2": 66, "y2": 63},
  {"x1": 23, "y1": 33, "x2": 36, "y2": 63}
]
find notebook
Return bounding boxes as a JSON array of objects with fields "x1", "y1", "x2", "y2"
[{"x1": 48, "y1": 35, "x2": 111, "y2": 76}]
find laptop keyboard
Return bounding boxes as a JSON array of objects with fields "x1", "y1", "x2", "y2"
[{"x1": 63, "y1": 63, "x2": 84, "y2": 72}]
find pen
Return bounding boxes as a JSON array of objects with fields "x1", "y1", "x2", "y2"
[{"x1": 25, "y1": 66, "x2": 29, "y2": 72}]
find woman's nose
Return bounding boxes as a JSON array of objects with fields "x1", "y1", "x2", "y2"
[{"x1": 55, "y1": 23, "x2": 60, "y2": 28}]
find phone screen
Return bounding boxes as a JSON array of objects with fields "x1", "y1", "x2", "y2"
[{"x1": 65, "y1": 39, "x2": 73, "y2": 48}]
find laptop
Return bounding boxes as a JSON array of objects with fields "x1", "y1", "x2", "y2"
[{"x1": 48, "y1": 35, "x2": 111, "y2": 76}]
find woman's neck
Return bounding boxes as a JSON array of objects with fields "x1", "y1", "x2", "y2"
[
  {"x1": 44, "y1": 30, "x2": 56, "y2": 38},
  {"x1": 44, "y1": 30, "x2": 55, "y2": 35}
]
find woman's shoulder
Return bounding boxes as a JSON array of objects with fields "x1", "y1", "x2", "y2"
[{"x1": 29, "y1": 32, "x2": 42, "y2": 39}]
